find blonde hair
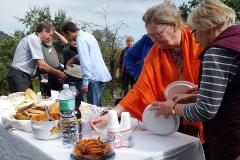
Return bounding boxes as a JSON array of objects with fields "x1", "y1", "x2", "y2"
[
  {"x1": 143, "y1": 0, "x2": 183, "y2": 27},
  {"x1": 126, "y1": 36, "x2": 134, "y2": 42},
  {"x1": 187, "y1": 0, "x2": 236, "y2": 31}
]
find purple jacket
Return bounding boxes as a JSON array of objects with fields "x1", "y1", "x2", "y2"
[{"x1": 199, "y1": 25, "x2": 240, "y2": 160}]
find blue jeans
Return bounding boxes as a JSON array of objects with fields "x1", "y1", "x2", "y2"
[{"x1": 87, "y1": 81, "x2": 106, "y2": 106}]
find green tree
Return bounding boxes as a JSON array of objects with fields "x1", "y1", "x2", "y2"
[
  {"x1": 179, "y1": 0, "x2": 240, "y2": 22},
  {"x1": 178, "y1": 0, "x2": 198, "y2": 21},
  {"x1": 0, "y1": 7, "x2": 72, "y2": 95},
  {"x1": 223, "y1": 0, "x2": 240, "y2": 22},
  {"x1": 0, "y1": 30, "x2": 25, "y2": 95},
  {"x1": 16, "y1": 6, "x2": 71, "y2": 34},
  {"x1": 16, "y1": 6, "x2": 52, "y2": 34},
  {"x1": 52, "y1": 10, "x2": 72, "y2": 33}
]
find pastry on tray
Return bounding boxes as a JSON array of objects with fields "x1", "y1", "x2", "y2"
[{"x1": 72, "y1": 138, "x2": 115, "y2": 160}]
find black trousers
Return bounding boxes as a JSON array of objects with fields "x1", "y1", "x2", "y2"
[
  {"x1": 7, "y1": 67, "x2": 33, "y2": 93},
  {"x1": 121, "y1": 73, "x2": 135, "y2": 92}
]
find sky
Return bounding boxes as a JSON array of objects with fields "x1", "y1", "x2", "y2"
[{"x1": 0, "y1": 0, "x2": 188, "y2": 41}]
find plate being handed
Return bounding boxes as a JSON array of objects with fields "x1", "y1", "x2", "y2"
[
  {"x1": 64, "y1": 64, "x2": 82, "y2": 79},
  {"x1": 164, "y1": 81, "x2": 196, "y2": 100},
  {"x1": 142, "y1": 105, "x2": 180, "y2": 136}
]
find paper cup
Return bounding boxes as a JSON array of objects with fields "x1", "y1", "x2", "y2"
[
  {"x1": 107, "y1": 110, "x2": 119, "y2": 132},
  {"x1": 119, "y1": 112, "x2": 131, "y2": 131}
]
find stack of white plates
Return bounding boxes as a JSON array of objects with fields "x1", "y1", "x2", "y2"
[
  {"x1": 142, "y1": 105, "x2": 180, "y2": 136},
  {"x1": 164, "y1": 81, "x2": 196, "y2": 100}
]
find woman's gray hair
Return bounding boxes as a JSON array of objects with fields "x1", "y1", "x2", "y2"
[
  {"x1": 187, "y1": 0, "x2": 236, "y2": 31},
  {"x1": 143, "y1": 0, "x2": 183, "y2": 27}
]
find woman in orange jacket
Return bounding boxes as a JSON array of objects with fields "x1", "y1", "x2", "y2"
[{"x1": 92, "y1": 1, "x2": 204, "y2": 143}]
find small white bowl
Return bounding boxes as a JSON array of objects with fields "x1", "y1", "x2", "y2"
[{"x1": 31, "y1": 114, "x2": 61, "y2": 140}]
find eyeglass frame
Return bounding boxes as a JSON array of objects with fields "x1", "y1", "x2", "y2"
[{"x1": 148, "y1": 25, "x2": 168, "y2": 40}]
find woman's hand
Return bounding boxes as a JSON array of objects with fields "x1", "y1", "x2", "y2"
[
  {"x1": 172, "y1": 93, "x2": 197, "y2": 103},
  {"x1": 91, "y1": 104, "x2": 125, "y2": 128},
  {"x1": 150, "y1": 100, "x2": 175, "y2": 118},
  {"x1": 186, "y1": 85, "x2": 198, "y2": 94},
  {"x1": 172, "y1": 85, "x2": 198, "y2": 103},
  {"x1": 91, "y1": 114, "x2": 108, "y2": 128}
]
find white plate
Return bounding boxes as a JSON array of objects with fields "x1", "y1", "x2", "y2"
[
  {"x1": 8, "y1": 92, "x2": 26, "y2": 101},
  {"x1": 164, "y1": 81, "x2": 195, "y2": 100},
  {"x1": 64, "y1": 64, "x2": 82, "y2": 78},
  {"x1": 142, "y1": 105, "x2": 180, "y2": 136}
]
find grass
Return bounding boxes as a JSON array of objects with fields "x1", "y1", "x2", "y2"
[{"x1": 32, "y1": 78, "x2": 40, "y2": 93}]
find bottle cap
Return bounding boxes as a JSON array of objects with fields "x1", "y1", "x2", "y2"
[{"x1": 63, "y1": 84, "x2": 69, "y2": 89}]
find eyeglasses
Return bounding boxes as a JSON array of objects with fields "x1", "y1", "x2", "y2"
[{"x1": 148, "y1": 25, "x2": 168, "y2": 39}]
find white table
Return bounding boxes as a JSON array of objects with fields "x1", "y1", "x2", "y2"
[
  {"x1": 8, "y1": 128, "x2": 205, "y2": 160},
  {"x1": 0, "y1": 97, "x2": 205, "y2": 160}
]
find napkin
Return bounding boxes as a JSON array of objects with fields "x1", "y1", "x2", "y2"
[
  {"x1": 80, "y1": 101, "x2": 105, "y2": 122},
  {"x1": 2, "y1": 114, "x2": 32, "y2": 132}
]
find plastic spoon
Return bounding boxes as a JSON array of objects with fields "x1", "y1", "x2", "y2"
[{"x1": 44, "y1": 104, "x2": 52, "y2": 121}]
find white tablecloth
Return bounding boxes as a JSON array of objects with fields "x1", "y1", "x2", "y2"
[
  {"x1": 8, "y1": 128, "x2": 205, "y2": 160},
  {"x1": 0, "y1": 97, "x2": 205, "y2": 160}
]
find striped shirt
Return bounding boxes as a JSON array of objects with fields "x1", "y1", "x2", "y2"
[{"x1": 182, "y1": 47, "x2": 240, "y2": 121}]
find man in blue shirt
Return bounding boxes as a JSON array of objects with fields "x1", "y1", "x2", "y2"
[
  {"x1": 62, "y1": 22, "x2": 112, "y2": 106},
  {"x1": 124, "y1": 34, "x2": 154, "y2": 80}
]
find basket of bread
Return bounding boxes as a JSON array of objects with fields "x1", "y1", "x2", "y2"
[
  {"x1": 2, "y1": 89, "x2": 60, "y2": 133},
  {"x1": 9, "y1": 89, "x2": 59, "y2": 120}
]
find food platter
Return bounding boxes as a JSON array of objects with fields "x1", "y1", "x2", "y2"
[
  {"x1": 71, "y1": 152, "x2": 115, "y2": 160},
  {"x1": 71, "y1": 137, "x2": 115, "y2": 160}
]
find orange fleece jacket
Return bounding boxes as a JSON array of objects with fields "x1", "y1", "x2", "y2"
[{"x1": 120, "y1": 26, "x2": 204, "y2": 142}]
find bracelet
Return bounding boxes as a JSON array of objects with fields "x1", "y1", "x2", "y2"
[{"x1": 171, "y1": 103, "x2": 177, "y2": 115}]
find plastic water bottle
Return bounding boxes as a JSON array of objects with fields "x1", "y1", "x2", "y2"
[
  {"x1": 69, "y1": 82, "x2": 82, "y2": 140},
  {"x1": 69, "y1": 82, "x2": 82, "y2": 109},
  {"x1": 59, "y1": 84, "x2": 79, "y2": 147}
]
